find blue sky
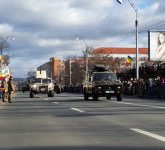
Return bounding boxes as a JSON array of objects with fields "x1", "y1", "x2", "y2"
[{"x1": 0, "y1": 0, "x2": 164, "y2": 77}]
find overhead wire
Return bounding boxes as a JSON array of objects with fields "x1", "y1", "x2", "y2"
[{"x1": 109, "y1": 20, "x2": 165, "y2": 47}]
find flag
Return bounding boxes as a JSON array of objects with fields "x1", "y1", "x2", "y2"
[{"x1": 125, "y1": 56, "x2": 133, "y2": 67}]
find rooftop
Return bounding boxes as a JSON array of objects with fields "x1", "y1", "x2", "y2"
[{"x1": 92, "y1": 47, "x2": 148, "y2": 55}]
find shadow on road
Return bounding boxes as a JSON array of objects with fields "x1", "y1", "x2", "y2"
[{"x1": 1, "y1": 146, "x2": 163, "y2": 150}]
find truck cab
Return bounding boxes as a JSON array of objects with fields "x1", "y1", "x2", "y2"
[
  {"x1": 83, "y1": 65, "x2": 123, "y2": 101},
  {"x1": 29, "y1": 78, "x2": 55, "y2": 98}
]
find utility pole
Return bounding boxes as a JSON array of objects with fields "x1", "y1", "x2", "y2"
[{"x1": 117, "y1": 0, "x2": 139, "y2": 79}]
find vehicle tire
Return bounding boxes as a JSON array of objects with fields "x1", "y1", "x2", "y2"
[
  {"x1": 48, "y1": 90, "x2": 55, "y2": 97},
  {"x1": 54, "y1": 86, "x2": 61, "y2": 94},
  {"x1": 93, "y1": 95, "x2": 98, "y2": 101},
  {"x1": 106, "y1": 95, "x2": 111, "y2": 100},
  {"x1": 30, "y1": 91, "x2": 34, "y2": 98},
  {"x1": 117, "y1": 94, "x2": 122, "y2": 101},
  {"x1": 84, "y1": 93, "x2": 89, "y2": 100}
]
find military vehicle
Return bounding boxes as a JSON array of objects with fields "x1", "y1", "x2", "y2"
[
  {"x1": 29, "y1": 78, "x2": 55, "y2": 98},
  {"x1": 83, "y1": 64, "x2": 123, "y2": 101}
]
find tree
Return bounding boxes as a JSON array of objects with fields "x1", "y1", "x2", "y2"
[
  {"x1": 0, "y1": 37, "x2": 9, "y2": 54},
  {"x1": 89, "y1": 51, "x2": 124, "y2": 73}
]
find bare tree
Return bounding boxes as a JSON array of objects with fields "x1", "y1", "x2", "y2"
[
  {"x1": 89, "y1": 52, "x2": 124, "y2": 73},
  {"x1": 0, "y1": 37, "x2": 9, "y2": 54},
  {"x1": 2, "y1": 55, "x2": 10, "y2": 65}
]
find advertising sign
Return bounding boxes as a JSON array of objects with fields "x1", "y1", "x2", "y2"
[
  {"x1": 148, "y1": 31, "x2": 165, "y2": 61},
  {"x1": 36, "y1": 70, "x2": 46, "y2": 79},
  {"x1": 0, "y1": 55, "x2": 10, "y2": 78}
]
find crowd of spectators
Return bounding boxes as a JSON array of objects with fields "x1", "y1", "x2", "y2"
[
  {"x1": 65, "y1": 63, "x2": 165, "y2": 99},
  {"x1": 117, "y1": 63, "x2": 165, "y2": 99}
]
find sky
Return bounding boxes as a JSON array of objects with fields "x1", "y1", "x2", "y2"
[{"x1": 0, "y1": 0, "x2": 164, "y2": 78}]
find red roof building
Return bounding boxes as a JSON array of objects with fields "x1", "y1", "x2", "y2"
[{"x1": 91, "y1": 47, "x2": 148, "y2": 60}]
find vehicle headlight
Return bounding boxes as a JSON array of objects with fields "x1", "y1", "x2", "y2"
[
  {"x1": 31, "y1": 84, "x2": 37, "y2": 89},
  {"x1": 97, "y1": 86, "x2": 102, "y2": 89},
  {"x1": 117, "y1": 86, "x2": 121, "y2": 89},
  {"x1": 48, "y1": 84, "x2": 53, "y2": 89}
]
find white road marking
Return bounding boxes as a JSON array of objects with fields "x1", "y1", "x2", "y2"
[
  {"x1": 44, "y1": 98, "x2": 49, "y2": 100},
  {"x1": 71, "y1": 108, "x2": 85, "y2": 113},
  {"x1": 131, "y1": 128, "x2": 165, "y2": 143},
  {"x1": 110, "y1": 101, "x2": 165, "y2": 109},
  {"x1": 53, "y1": 102, "x2": 59, "y2": 104}
]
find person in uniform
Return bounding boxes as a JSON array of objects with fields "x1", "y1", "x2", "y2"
[
  {"x1": 1, "y1": 78, "x2": 8, "y2": 102},
  {"x1": 7, "y1": 76, "x2": 15, "y2": 103}
]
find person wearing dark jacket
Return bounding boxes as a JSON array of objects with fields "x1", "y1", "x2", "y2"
[
  {"x1": 8, "y1": 76, "x2": 15, "y2": 103},
  {"x1": 1, "y1": 78, "x2": 8, "y2": 102}
]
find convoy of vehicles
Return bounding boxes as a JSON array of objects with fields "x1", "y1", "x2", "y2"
[{"x1": 22, "y1": 64, "x2": 123, "y2": 101}]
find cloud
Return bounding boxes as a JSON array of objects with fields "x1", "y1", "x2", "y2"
[{"x1": 0, "y1": 0, "x2": 164, "y2": 77}]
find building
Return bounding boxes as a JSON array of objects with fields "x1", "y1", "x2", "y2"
[
  {"x1": 37, "y1": 57, "x2": 64, "y2": 83},
  {"x1": 50, "y1": 57, "x2": 64, "y2": 83},
  {"x1": 64, "y1": 58, "x2": 85, "y2": 85},
  {"x1": 92, "y1": 47, "x2": 148, "y2": 59}
]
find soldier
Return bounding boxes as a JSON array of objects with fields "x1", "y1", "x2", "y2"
[
  {"x1": 1, "y1": 78, "x2": 8, "y2": 102},
  {"x1": 8, "y1": 76, "x2": 15, "y2": 103}
]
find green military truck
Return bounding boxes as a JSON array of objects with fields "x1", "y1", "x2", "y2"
[{"x1": 83, "y1": 65, "x2": 123, "y2": 101}]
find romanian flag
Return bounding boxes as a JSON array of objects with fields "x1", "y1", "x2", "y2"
[{"x1": 125, "y1": 56, "x2": 133, "y2": 67}]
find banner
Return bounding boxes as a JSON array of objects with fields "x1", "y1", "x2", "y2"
[
  {"x1": 148, "y1": 31, "x2": 165, "y2": 61},
  {"x1": 0, "y1": 55, "x2": 10, "y2": 77}
]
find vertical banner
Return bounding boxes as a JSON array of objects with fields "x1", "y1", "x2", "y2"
[
  {"x1": 0, "y1": 55, "x2": 2, "y2": 77},
  {"x1": 0, "y1": 55, "x2": 10, "y2": 77}
]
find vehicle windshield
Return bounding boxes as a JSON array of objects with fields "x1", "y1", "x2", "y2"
[
  {"x1": 92, "y1": 73, "x2": 117, "y2": 81},
  {"x1": 31, "y1": 78, "x2": 51, "y2": 83}
]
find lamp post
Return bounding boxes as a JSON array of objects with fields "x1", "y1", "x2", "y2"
[
  {"x1": 117, "y1": 0, "x2": 139, "y2": 80},
  {"x1": 69, "y1": 60, "x2": 71, "y2": 85},
  {"x1": 75, "y1": 35, "x2": 89, "y2": 81},
  {"x1": 50, "y1": 58, "x2": 53, "y2": 81},
  {"x1": 69, "y1": 60, "x2": 74, "y2": 85}
]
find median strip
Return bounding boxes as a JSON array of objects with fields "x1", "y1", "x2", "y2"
[
  {"x1": 71, "y1": 108, "x2": 85, "y2": 113},
  {"x1": 131, "y1": 128, "x2": 165, "y2": 143}
]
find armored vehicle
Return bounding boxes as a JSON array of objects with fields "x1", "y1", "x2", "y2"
[
  {"x1": 83, "y1": 65, "x2": 123, "y2": 101},
  {"x1": 29, "y1": 78, "x2": 55, "y2": 98}
]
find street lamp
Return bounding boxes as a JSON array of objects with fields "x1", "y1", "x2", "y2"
[
  {"x1": 50, "y1": 58, "x2": 53, "y2": 81},
  {"x1": 117, "y1": 0, "x2": 139, "y2": 80},
  {"x1": 69, "y1": 60, "x2": 74, "y2": 85},
  {"x1": 75, "y1": 35, "x2": 89, "y2": 81}
]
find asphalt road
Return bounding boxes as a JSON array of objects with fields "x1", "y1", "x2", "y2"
[{"x1": 0, "y1": 92, "x2": 165, "y2": 150}]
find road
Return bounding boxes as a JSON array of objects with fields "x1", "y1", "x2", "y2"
[{"x1": 0, "y1": 92, "x2": 165, "y2": 150}]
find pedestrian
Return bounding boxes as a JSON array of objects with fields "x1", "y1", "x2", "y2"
[
  {"x1": 1, "y1": 78, "x2": 8, "y2": 102},
  {"x1": 8, "y1": 76, "x2": 15, "y2": 103}
]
